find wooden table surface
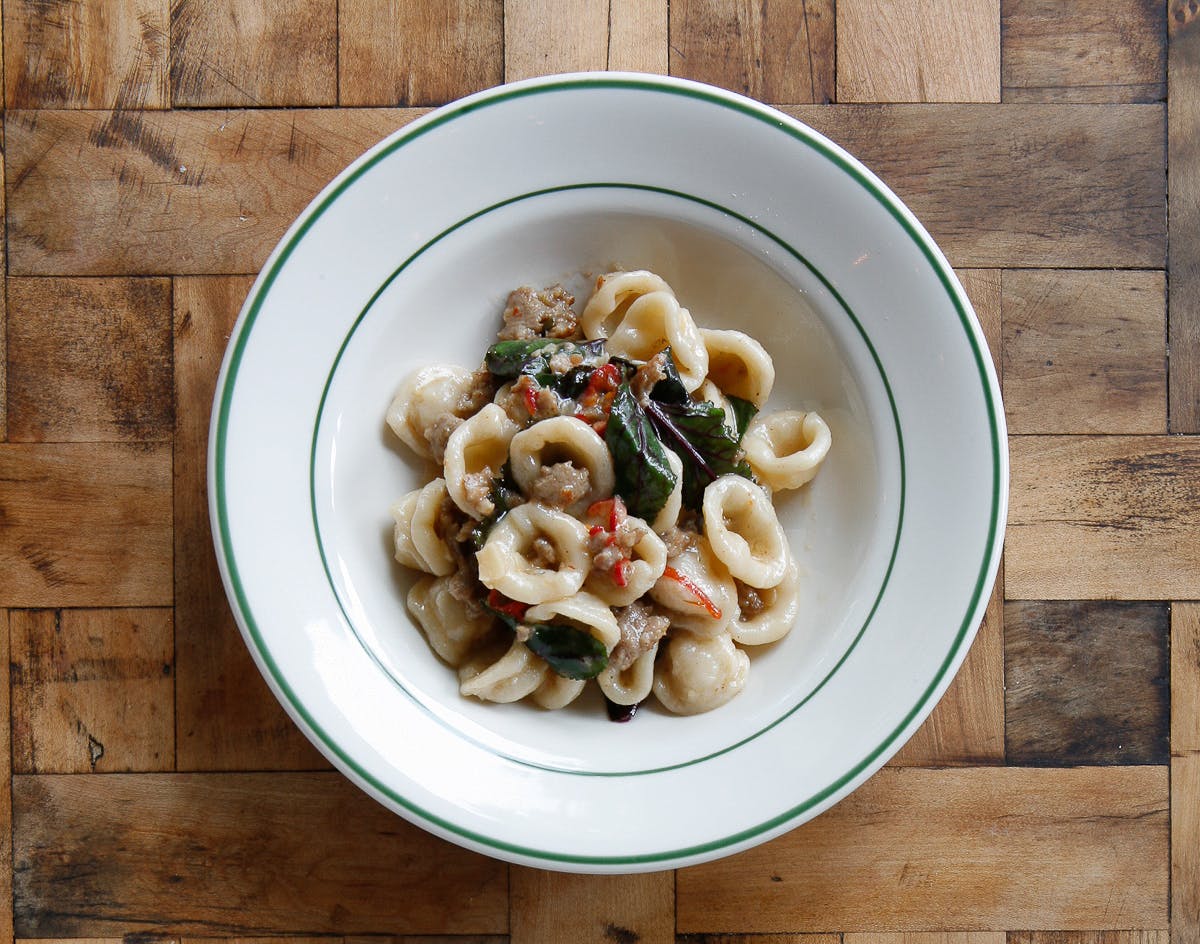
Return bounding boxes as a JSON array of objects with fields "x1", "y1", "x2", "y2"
[{"x1": 0, "y1": 0, "x2": 1196, "y2": 939}]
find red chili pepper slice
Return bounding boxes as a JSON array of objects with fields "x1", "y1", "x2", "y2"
[
  {"x1": 522, "y1": 385, "x2": 539, "y2": 416},
  {"x1": 662, "y1": 566, "x2": 722, "y2": 620},
  {"x1": 613, "y1": 557, "x2": 630, "y2": 588},
  {"x1": 586, "y1": 362, "x2": 622, "y2": 394},
  {"x1": 487, "y1": 589, "x2": 530, "y2": 621}
]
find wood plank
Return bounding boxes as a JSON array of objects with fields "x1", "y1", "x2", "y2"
[
  {"x1": 1175, "y1": 753, "x2": 1200, "y2": 944},
  {"x1": 889, "y1": 567, "x2": 1003, "y2": 766},
  {"x1": 1004, "y1": 601, "x2": 1169, "y2": 765},
  {"x1": 0, "y1": 612, "x2": 13, "y2": 942},
  {"x1": 3, "y1": 0, "x2": 169, "y2": 108},
  {"x1": 608, "y1": 0, "x2": 668, "y2": 74},
  {"x1": 1174, "y1": 603, "x2": 1200, "y2": 944},
  {"x1": 6, "y1": 105, "x2": 1164, "y2": 275},
  {"x1": 1, "y1": 137, "x2": 6, "y2": 442},
  {"x1": 669, "y1": 0, "x2": 835, "y2": 104},
  {"x1": 1010, "y1": 933, "x2": 1168, "y2": 944},
  {"x1": 510, "y1": 870, "x2": 673, "y2": 944},
  {"x1": 169, "y1": 0, "x2": 336, "y2": 106},
  {"x1": 680, "y1": 937, "x2": 842, "y2": 944},
  {"x1": 6, "y1": 277, "x2": 174, "y2": 442},
  {"x1": 847, "y1": 934, "x2": 1004, "y2": 944},
  {"x1": 11, "y1": 772, "x2": 509, "y2": 937},
  {"x1": 10, "y1": 608, "x2": 174, "y2": 773},
  {"x1": 1002, "y1": 269, "x2": 1167, "y2": 434},
  {"x1": 1169, "y1": 0, "x2": 1200, "y2": 432},
  {"x1": 837, "y1": 0, "x2": 1000, "y2": 102},
  {"x1": 503, "y1": 0, "x2": 607, "y2": 81},
  {"x1": 957, "y1": 269, "x2": 1002, "y2": 373},
  {"x1": 783, "y1": 104, "x2": 1165, "y2": 268},
  {"x1": 174, "y1": 276, "x2": 325, "y2": 770},
  {"x1": 0, "y1": 442, "x2": 172, "y2": 607},
  {"x1": 1003, "y1": 0, "x2": 1167, "y2": 103},
  {"x1": 1006, "y1": 436, "x2": 1200, "y2": 599},
  {"x1": 676, "y1": 767, "x2": 1168, "y2": 932},
  {"x1": 5, "y1": 108, "x2": 423, "y2": 276},
  {"x1": 344, "y1": 937, "x2": 509, "y2": 944},
  {"x1": 339, "y1": 0, "x2": 503, "y2": 106}
]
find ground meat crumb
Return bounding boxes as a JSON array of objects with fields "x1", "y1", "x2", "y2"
[
  {"x1": 610, "y1": 600, "x2": 672, "y2": 671},
  {"x1": 738, "y1": 583, "x2": 769, "y2": 619},
  {"x1": 589, "y1": 516, "x2": 644, "y2": 573},
  {"x1": 660, "y1": 524, "x2": 699, "y2": 559},
  {"x1": 498, "y1": 285, "x2": 579, "y2": 340},
  {"x1": 425, "y1": 413, "x2": 463, "y2": 465},
  {"x1": 529, "y1": 462, "x2": 591, "y2": 509},
  {"x1": 462, "y1": 471, "x2": 495, "y2": 518},
  {"x1": 531, "y1": 536, "x2": 559, "y2": 568},
  {"x1": 447, "y1": 569, "x2": 488, "y2": 620},
  {"x1": 460, "y1": 368, "x2": 496, "y2": 414},
  {"x1": 631, "y1": 350, "x2": 671, "y2": 403}
]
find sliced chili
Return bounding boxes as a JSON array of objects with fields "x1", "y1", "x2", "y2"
[{"x1": 662, "y1": 565, "x2": 722, "y2": 620}]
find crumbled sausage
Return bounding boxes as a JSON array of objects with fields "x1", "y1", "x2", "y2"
[
  {"x1": 631, "y1": 349, "x2": 671, "y2": 403},
  {"x1": 529, "y1": 462, "x2": 591, "y2": 509},
  {"x1": 737, "y1": 583, "x2": 768, "y2": 618},
  {"x1": 498, "y1": 285, "x2": 580, "y2": 340},
  {"x1": 425, "y1": 413, "x2": 463, "y2": 465},
  {"x1": 660, "y1": 523, "x2": 699, "y2": 559},
  {"x1": 462, "y1": 471, "x2": 495, "y2": 518},
  {"x1": 460, "y1": 367, "x2": 496, "y2": 414},
  {"x1": 531, "y1": 536, "x2": 559, "y2": 568},
  {"x1": 610, "y1": 600, "x2": 672, "y2": 671}
]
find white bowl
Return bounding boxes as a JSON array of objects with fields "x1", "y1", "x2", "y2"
[{"x1": 209, "y1": 73, "x2": 1006, "y2": 872}]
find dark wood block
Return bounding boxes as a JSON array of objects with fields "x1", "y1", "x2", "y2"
[{"x1": 1005, "y1": 601, "x2": 1169, "y2": 765}]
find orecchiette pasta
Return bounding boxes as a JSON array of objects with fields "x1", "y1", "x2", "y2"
[
  {"x1": 475, "y1": 502, "x2": 591, "y2": 604},
  {"x1": 742, "y1": 410, "x2": 832, "y2": 490},
  {"x1": 407, "y1": 574, "x2": 496, "y2": 665},
  {"x1": 509, "y1": 416, "x2": 615, "y2": 515},
  {"x1": 443, "y1": 403, "x2": 519, "y2": 519},
  {"x1": 652, "y1": 631, "x2": 750, "y2": 715},
  {"x1": 385, "y1": 270, "x2": 831, "y2": 718},
  {"x1": 702, "y1": 473, "x2": 788, "y2": 589},
  {"x1": 386, "y1": 364, "x2": 474, "y2": 460},
  {"x1": 700, "y1": 328, "x2": 775, "y2": 408}
]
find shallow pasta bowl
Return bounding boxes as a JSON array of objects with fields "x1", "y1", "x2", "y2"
[{"x1": 209, "y1": 73, "x2": 1007, "y2": 872}]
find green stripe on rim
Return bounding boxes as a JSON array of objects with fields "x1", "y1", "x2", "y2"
[
  {"x1": 307, "y1": 181, "x2": 906, "y2": 777},
  {"x1": 212, "y1": 74, "x2": 1004, "y2": 866}
]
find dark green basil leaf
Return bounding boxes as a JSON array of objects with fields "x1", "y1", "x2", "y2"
[
  {"x1": 725, "y1": 395, "x2": 759, "y2": 441},
  {"x1": 605, "y1": 383, "x2": 678, "y2": 520},
  {"x1": 555, "y1": 364, "x2": 595, "y2": 398},
  {"x1": 469, "y1": 472, "x2": 522, "y2": 550},
  {"x1": 645, "y1": 399, "x2": 753, "y2": 509},
  {"x1": 647, "y1": 347, "x2": 689, "y2": 404},
  {"x1": 484, "y1": 340, "x2": 559, "y2": 378},
  {"x1": 526, "y1": 623, "x2": 609, "y2": 680}
]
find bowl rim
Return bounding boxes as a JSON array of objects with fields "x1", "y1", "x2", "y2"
[{"x1": 208, "y1": 71, "x2": 1008, "y2": 870}]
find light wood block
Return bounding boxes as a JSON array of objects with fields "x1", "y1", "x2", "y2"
[
  {"x1": 339, "y1": 0, "x2": 503, "y2": 106},
  {"x1": 1006, "y1": 436, "x2": 1200, "y2": 600},
  {"x1": 0, "y1": 443, "x2": 172, "y2": 607},
  {"x1": 838, "y1": 0, "x2": 1000, "y2": 102},
  {"x1": 677, "y1": 767, "x2": 1168, "y2": 931},
  {"x1": 6, "y1": 277, "x2": 173, "y2": 442}
]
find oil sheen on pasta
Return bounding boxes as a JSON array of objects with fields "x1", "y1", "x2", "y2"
[{"x1": 387, "y1": 271, "x2": 832, "y2": 718}]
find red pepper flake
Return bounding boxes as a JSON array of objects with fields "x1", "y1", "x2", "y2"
[
  {"x1": 522, "y1": 385, "x2": 540, "y2": 417},
  {"x1": 613, "y1": 558, "x2": 630, "y2": 588},
  {"x1": 487, "y1": 589, "x2": 530, "y2": 621},
  {"x1": 662, "y1": 566, "x2": 722, "y2": 620},
  {"x1": 587, "y1": 362, "x2": 622, "y2": 394}
]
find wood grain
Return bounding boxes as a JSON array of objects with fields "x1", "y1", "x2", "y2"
[
  {"x1": 1006, "y1": 436, "x2": 1200, "y2": 600},
  {"x1": 783, "y1": 104, "x2": 1165, "y2": 268},
  {"x1": 1002, "y1": 269, "x2": 1167, "y2": 434},
  {"x1": 958, "y1": 269, "x2": 1002, "y2": 371},
  {"x1": 169, "y1": 0, "x2": 337, "y2": 106},
  {"x1": 11, "y1": 772, "x2": 509, "y2": 937},
  {"x1": 890, "y1": 568, "x2": 1004, "y2": 766},
  {"x1": 1010, "y1": 933, "x2": 1168, "y2": 944},
  {"x1": 1003, "y1": 0, "x2": 1166, "y2": 103},
  {"x1": 1004, "y1": 601, "x2": 1169, "y2": 765},
  {"x1": 847, "y1": 934, "x2": 1004, "y2": 944},
  {"x1": 837, "y1": 0, "x2": 1000, "y2": 102},
  {"x1": 174, "y1": 276, "x2": 325, "y2": 771},
  {"x1": 1, "y1": 144, "x2": 6, "y2": 442},
  {"x1": 6, "y1": 277, "x2": 174, "y2": 442},
  {"x1": 0, "y1": 442, "x2": 172, "y2": 607},
  {"x1": 1174, "y1": 603, "x2": 1200, "y2": 944},
  {"x1": 669, "y1": 0, "x2": 834, "y2": 104},
  {"x1": 1170, "y1": 0, "x2": 1200, "y2": 433},
  {"x1": 676, "y1": 767, "x2": 1168, "y2": 932},
  {"x1": 608, "y1": 0, "x2": 668, "y2": 74},
  {"x1": 3, "y1": 0, "x2": 169, "y2": 109},
  {"x1": 339, "y1": 0, "x2": 503, "y2": 106},
  {"x1": 681, "y1": 937, "x2": 842, "y2": 944},
  {"x1": 510, "y1": 869, "x2": 673, "y2": 944},
  {"x1": 5, "y1": 107, "x2": 424, "y2": 276},
  {"x1": 10, "y1": 608, "x2": 174, "y2": 774},
  {"x1": 0, "y1": 612, "x2": 12, "y2": 942},
  {"x1": 504, "y1": 0, "x2": 607, "y2": 80}
]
